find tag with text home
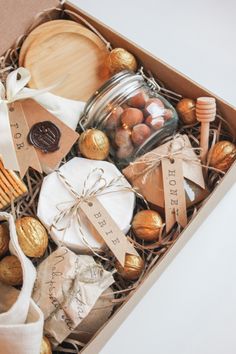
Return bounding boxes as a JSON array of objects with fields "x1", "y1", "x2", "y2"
[{"x1": 162, "y1": 157, "x2": 187, "y2": 232}]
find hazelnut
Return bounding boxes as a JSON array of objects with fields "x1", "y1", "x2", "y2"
[
  {"x1": 116, "y1": 143, "x2": 134, "y2": 160},
  {"x1": 121, "y1": 103, "x2": 130, "y2": 110},
  {"x1": 145, "y1": 115, "x2": 165, "y2": 130},
  {"x1": 121, "y1": 108, "x2": 143, "y2": 129},
  {"x1": 144, "y1": 98, "x2": 165, "y2": 117},
  {"x1": 128, "y1": 92, "x2": 148, "y2": 108},
  {"x1": 115, "y1": 128, "x2": 132, "y2": 147},
  {"x1": 131, "y1": 124, "x2": 151, "y2": 146},
  {"x1": 163, "y1": 108, "x2": 174, "y2": 120},
  {"x1": 106, "y1": 106, "x2": 123, "y2": 130}
]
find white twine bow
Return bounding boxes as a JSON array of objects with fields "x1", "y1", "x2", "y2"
[
  {"x1": 130, "y1": 137, "x2": 202, "y2": 183},
  {"x1": 51, "y1": 168, "x2": 132, "y2": 260},
  {"x1": 51, "y1": 168, "x2": 146, "y2": 260},
  {"x1": 0, "y1": 67, "x2": 63, "y2": 172}
]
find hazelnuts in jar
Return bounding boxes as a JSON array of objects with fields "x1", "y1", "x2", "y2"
[
  {"x1": 83, "y1": 70, "x2": 178, "y2": 165},
  {"x1": 117, "y1": 144, "x2": 134, "y2": 159},
  {"x1": 145, "y1": 115, "x2": 165, "y2": 130},
  {"x1": 106, "y1": 106, "x2": 123, "y2": 130},
  {"x1": 103, "y1": 88, "x2": 177, "y2": 162},
  {"x1": 144, "y1": 98, "x2": 165, "y2": 117},
  {"x1": 115, "y1": 128, "x2": 134, "y2": 160},
  {"x1": 121, "y1": 108, "x2": 143, "y2": 129},
  {"x1": 128, "y1": 92, "x2": 148, "y2": 109},
  {"x1": 115, "y1": 128, "x2": 132, "y2": 147},
  {"x1": 131, "y1": 124, "x2": 151, "y2": 146},
  {"x1": 163, "y1": 109, "x2": 174, "y2": 121}
]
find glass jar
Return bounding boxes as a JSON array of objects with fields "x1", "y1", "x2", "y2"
[{"x1": 81, "y1": 70, "x2": 178, "y2": 166}]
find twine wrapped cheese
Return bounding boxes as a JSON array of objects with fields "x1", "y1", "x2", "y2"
[{"x1": 37, "y1": 158, "x2": 135, "y2": 254}]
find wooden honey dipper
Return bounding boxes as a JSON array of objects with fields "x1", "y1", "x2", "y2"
[{"x1": 196, "y1": 97, "x2": 216, "y2": 163}]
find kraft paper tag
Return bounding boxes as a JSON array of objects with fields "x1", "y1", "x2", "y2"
[
  {"x1": 9, "y1": 101, "x2": 42, "y2": 177},
  {"x1": 162, "y1": 157, "x2": 187, "y2": 232},
  {"x1": 21, "y1": 99, "x2": 79, "y2": 171},
  {"x1": 80, "y1": 197, "x2": 139, "y2": 267}
]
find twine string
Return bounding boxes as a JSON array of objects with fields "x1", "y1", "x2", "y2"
[
  {"x1": 51, "y1": 168, "x2": 145, "y2": 260},
  {"x1": 130, "y1": 135, "x2": 225, "y2": 184}
]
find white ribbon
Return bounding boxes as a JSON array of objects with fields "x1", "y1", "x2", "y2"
[{"x1": 0, "y1": 67, "x2": 85, "y2": 172}]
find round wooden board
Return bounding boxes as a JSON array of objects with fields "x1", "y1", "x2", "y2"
[
  {"x1": 22, "y1": 20, "x2": 109, "y2": 101},
  {"x1": 19, "y1": 20, "x2": 87, "y2": 65}
]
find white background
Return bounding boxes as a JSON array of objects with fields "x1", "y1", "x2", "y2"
[{"x1": 71, "y1": 1, "x2": 236, "y2": 353}]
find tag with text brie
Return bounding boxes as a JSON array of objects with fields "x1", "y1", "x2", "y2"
[{"x1": 80, "y1": 197, "x2": 139, "y2": 267}]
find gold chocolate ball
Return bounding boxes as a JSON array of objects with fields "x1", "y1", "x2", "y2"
[
  {"x1": 78, "y1": 129, "x2": 110, "y2": 160},
  {"x1": 209, "y1": 140, "x2": 236, "y2": 172},
  {"x1": 40, "y1": 336, "x2": 52, "y2": 354},
  {"x1": 0, "y1": 223, "x2": 10, "y2": 258},
  {"x1": 176, "y1": 98, "x2": 197, "y2": 125},
  {"x1": 0, "y1": 255, "x2": 23, "y2": 286},
  {"x1": 115, "y1": 254, "x2": 144, "y2": 281},
  {"x1": 16, "y1": 217, "x2": 48, "y2": 258},
  {"x1": 105, "y1": 48, "x2": 138, "y2": 75},
  {"x1": 132, "y1": 210, "x2": 163, "y2": 242}
]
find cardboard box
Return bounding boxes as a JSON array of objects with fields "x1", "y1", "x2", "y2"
[{"x1": 1, "y1": 1, "x2": 236, "y2": 353}]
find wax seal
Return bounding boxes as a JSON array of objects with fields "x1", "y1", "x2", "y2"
[{"x1": 28, "y1": 121, "x2": 61, "y2": 153}]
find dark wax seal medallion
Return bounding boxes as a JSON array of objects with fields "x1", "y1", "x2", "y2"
[{"x1": 28, "y1": 121, "x2": 61, "y2": 153}]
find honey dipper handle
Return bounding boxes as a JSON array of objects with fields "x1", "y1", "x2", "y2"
[{"x1": 200, "y1": 121, "x2": 210, "y2": 164}]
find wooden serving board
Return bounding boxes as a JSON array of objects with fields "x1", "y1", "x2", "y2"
[
  {"x1": 21, "y1": 20, "x2": 109, "y2": 101},
  {"x1": 19, "y1": 20, "x2": 87, "y2": 65}
]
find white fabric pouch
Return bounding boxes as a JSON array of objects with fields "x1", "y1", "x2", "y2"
[{"x1": 0, "y1": 212, "x2": 44, "y2": 354}]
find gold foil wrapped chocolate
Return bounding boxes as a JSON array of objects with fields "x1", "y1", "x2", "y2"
[
  {"x1": 209, "y1": 140, "x2": 236, "y2": 172},
  {"x1": 105, "y1": 48, "x2": 138, "y2": 75},
  {"x1": 0, "y1": 223, "x2": 10, "y2": 257},
  {"x1": 78, "y1": 129, "x2": 110, "y2": 160},
  {"x1": 16, "y1": 216, "x2": 48, "y2": 258},
  {"x1": 176, "y1": 98, "x2": 197, "y2": 125},
  {"x1": 0, "y1": 255, "x2": 23, "y2": 286},
  {"x1": 132, "y1": 210, "x2": 163, "y2": 242},
  {"x1": 40, "y1": 336, "x2": 52, "y2": 354},
  {"x1": 115, "y1": 254, "x2": 144, "y2": 281}
]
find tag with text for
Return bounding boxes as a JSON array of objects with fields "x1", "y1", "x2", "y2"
[
  {"x1": 80, "y1": 197, "x2": 138, "y2": 267},
  {"x1": 162, "y1": 157, "x2": 187, "y2": 232},
  {"x1": 9, "y1": 101, "x2": 42, "y2": 177}
]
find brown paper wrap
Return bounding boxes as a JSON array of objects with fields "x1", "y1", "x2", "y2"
[
  {"x1": 32, "y1": 246, "x2": 114, "y2": 347},
  {"x1": 123, "y1": 135, "x2": 207, "y2": 230}
]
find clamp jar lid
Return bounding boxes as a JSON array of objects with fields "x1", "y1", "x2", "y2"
[{"x1": 82, "y1": 71, "x2": 145, "y2": 128}]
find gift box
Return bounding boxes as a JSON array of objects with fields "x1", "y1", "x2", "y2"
[{"x1": 0, "y1": 1, "x2": 236, "y2": 354}]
